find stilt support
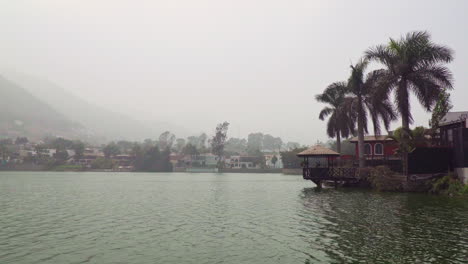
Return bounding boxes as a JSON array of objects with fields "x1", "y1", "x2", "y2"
[{"x1": 312, "y1": 180, "x2": 322, "y2": 189}]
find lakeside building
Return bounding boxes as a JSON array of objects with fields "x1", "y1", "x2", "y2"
[
  {"x1": 37, "y1": 148, "x2": 57, "y2": 157},
  {"x1": 439, "y1": 111, "x2": 468, "y2": 183},
  {"x1": 66, "y1": 149, "x2": 76, "y2": 157},
  {"x1": 76, "y1": 153, "x2": 103, "y2": 168},
  {"x1": 227, "y1": 155, "x2": 259, "y2": 169},
  {"x1": 112, "y1": 154, "x2": 134, "y2": 171},
  {"x1": 200, "y1": 154, "x2": 219, "y2": 167},
  {"x1": 176, "y1": 154, "x2": 220, "y2": 169},
  {"x1": 18, "y1": 149, "x2": 37, "y2": 158},
  {"x1": 75, "y1": 148, "x2": 104, "y2": 168},
  {"x1": 170, "y1": 153, "x2": 184, "y2": 169},
  {"x1": 348, "y1": 135, "x2": 402, "y2": 171},
  {"x1": 349, "y1": 136, "x2": 399, "y2": 160},
  {"x1": 18, "y1": 148, "x2": 75, "y2": 161}
]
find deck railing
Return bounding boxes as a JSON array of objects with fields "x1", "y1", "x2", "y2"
[{"x1": 303, "y1": 167, "x2": 358, "y2": 180}]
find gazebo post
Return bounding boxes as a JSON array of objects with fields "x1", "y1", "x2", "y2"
[{"x1": 315, "y1": 180, "x2": 322, "y2": 189}]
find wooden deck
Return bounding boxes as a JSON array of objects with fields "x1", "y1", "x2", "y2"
[
  {"x1": 303, "y1": 167, "x2": 359, "y2": 187},
  {"x1": 303, "y1": 167, "x2": 358, "y2": 180}
]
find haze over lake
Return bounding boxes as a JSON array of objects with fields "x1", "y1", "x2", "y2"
[{"x1": 2, "y1": 0, "x2": 468, "y2": 143}]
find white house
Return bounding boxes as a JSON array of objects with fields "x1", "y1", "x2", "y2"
[{"x1": 228, "y1": 155, "x2": 258, "y2": 169}]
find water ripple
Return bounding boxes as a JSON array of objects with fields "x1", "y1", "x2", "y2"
[{"x1": 0, "y1": 172, "x2": 467, "y2": 264}]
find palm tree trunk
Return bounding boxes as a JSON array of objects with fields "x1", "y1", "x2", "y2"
[
  {"x1": 357, "y1": 95, "x2": 365, "y2": 168},
  {"x1": 336, "y1": 131, "x2": 341, "y2": 155},
  {"x1": 336, "y1": 131, "x2": 341, "y2": 166},
  {"x1": 399, "y1": 80, "x2": 410, "y2": 180},
  {"x1": 402, "y1": 114, "x2": 410, "y2": 179}
]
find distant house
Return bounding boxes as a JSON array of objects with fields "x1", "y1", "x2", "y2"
[
  {"x1": 170, "y1": 153, "x2": 184, "y2": 168},
  {"x1": 75, "y1": 148, "x2": 104, "y2": 168},
  {"x1": 178, "y1": 154, "x2": 220, "y2": 168},
  {"x1": 112, "y1": 154, "x2": 134, "y2": 170},
  {"x1": 66, "y1": 149, "x2": 76, "y2": 158},
  {"x1": 439, "y1": 111, "x2": 468, "y2": 183},
  {"x1": 202, "y1": 154, "x2": 219, "y2": 167},
  {"x1": 228, "y1": 155, "x2": 258, "y2": 169},
  {"x1": 349, "y1": 135, "x2": 399, "y2": 159},
  {"x1": 19, "y1": 149, "x2": 37, "y2": 158},
  {"x1": 40, "y1": 149, "x2": 57, "y2": 157},
  {"x1": 76, "y1": 153, "x2": 103, "y2": 167}
]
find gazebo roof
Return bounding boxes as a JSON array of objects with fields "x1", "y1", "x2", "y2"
[{"x1": 297, "y1": 145, "x2": 340, "y2": 157}]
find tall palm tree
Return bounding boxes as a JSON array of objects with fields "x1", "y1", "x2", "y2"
[
  {"x1": 365, "y1": 31, "x2": 454, "y2": 175},
  {"x1": 316, "y1": 83, "x2": 356, "y2": 154},
  {"x1": 346, "y1": 59, "x2": 397, "y2": 168}
]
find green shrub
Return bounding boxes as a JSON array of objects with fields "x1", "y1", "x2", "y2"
[
  {"x1": 430, "y1": 173, "x2": 468, "y2": 196},
  {"x1": 356, "y1": 167, "x2": 372, "y2": 180},
  {"x1": 369, "y1": 166, "x2": 403, "y2": 191}
]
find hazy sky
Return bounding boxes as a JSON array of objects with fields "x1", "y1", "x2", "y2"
[{"x1": 1, "y1": 0, "x2": 467, "y2": 144}]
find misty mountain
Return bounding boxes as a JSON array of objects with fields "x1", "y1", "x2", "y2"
[
  {"x1": 2, "y1": 70, "x2": 189, "y2": 142},
  {"x1": 0, "y1": 75, "x2": 82, "y2": 140}
]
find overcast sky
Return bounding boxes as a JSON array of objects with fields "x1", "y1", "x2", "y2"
[{"x1": 1, "y1": 0, "x2": 467, "y2": 144}]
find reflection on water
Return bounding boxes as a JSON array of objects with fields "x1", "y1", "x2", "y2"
[
  {"x1": 0, "y1": 172, "x2": 467, "y2": 264},
  {"x1": 299, "y1": 188, "x2": 468, "y2": 263}
]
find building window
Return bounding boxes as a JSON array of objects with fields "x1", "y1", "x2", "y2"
[
  {"x1": 447, "y1": 129, "x2": 453, "y2": 144},
  {"x1": 364, "y1": 143, "x2": 372, "y2": 155},
  {"x1": 374, "y1": 143, "x2": 383, "y2": 155}
]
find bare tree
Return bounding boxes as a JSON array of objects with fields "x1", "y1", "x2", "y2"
[{"x1": 210, "y1": 122, "x2": 230, "y2": 169}]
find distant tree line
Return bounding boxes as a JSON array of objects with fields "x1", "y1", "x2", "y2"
[{"x1": 1, "y1": 122, "x2": 305, "y2": 171}]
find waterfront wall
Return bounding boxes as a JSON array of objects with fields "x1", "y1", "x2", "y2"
[
  {"x1": 455, "y1": 168, "x2": 468, "y2": 184},
  {"x1": 186, "y1": 168, "x2": 218, "y2": 173},
  {"x1": 0, "y1": 164, "x2": 45, "y2": 171},
  {"x1": 282, "y1": 168, "x2": 302, "y2": 175},
  {"x1": 173, "y1": 167, "x2": 186, "y2": 172},
  {"x1": 220, "y1": 168, "x2": 282, "y2": 174}
]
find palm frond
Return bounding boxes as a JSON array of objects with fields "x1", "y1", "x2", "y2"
[
  {"x1": 318, "y1": 107, "x2": 333, "y2": 120},
  {"x1": 326, "y1": 113, "x2": 337, "y2": 138},
  {"x1": 317, "y1": 81, "x2": 355, "y2": 139},
  {"x1": 367, "y1": 30, "x2": 453, "y2": 130},
  {"x1": 412, "y1": 64, "x2": 453, "y2": 89},
  {"x1": 407, "y1": 76, "x2": 442, "y2": 111},
  {"x1": 366, "y1": 98, "x2": 397, "y2": 135},
  {"x1": 316, "y1": 82, "x2": 348, "y2": 105}
]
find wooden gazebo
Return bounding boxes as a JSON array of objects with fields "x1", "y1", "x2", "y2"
[{"x1": 297, "y1": 145, "x2": 357, "y2": 188}]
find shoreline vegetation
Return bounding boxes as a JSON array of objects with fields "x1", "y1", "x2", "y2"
[{"x1": 0, "y1": 125, "x2": 307, "y2": 176}]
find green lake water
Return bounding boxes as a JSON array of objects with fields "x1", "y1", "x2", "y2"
[{"x1": 0, "y1": 172, "x2": 467, "y2": 263}]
